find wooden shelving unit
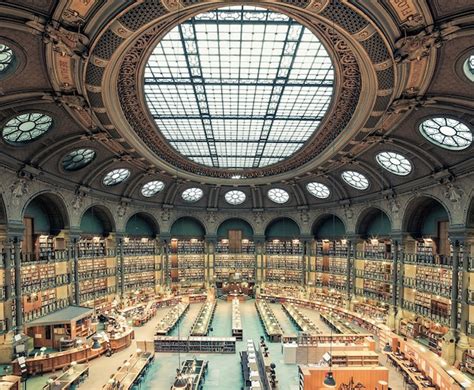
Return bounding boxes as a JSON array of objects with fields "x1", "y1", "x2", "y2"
[
  {"x1": 331, "y1": 350, "x2": 379, "y2": 367},
  {"x1": 170, "y1": 239, "x2": 205, "y2": 283},
  {"x1": 154, "y1": 336, "x2": 236, "y2": 353},
  {"x1": 214, "y1": 253, "x2": 255, "y2": 281}
]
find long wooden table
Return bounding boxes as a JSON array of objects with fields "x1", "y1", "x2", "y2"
[
  {"x1": 102, "y1": 352, "x2": 154, "y2": 390},
  {"x1": 387, "y1": 352, "x2": 436, "y2": 389},
  {"x1": 43, "y1": 363, "x2": 89, "y2": 390}
]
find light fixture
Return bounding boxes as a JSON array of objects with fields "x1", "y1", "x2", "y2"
[{"x1": 323, "y1": 371, "x2": 336, "y2": 387}]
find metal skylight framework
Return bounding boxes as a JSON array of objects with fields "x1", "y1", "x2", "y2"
[{"x1": 144, "y1": 6, "x2": 334, "y2": 169}]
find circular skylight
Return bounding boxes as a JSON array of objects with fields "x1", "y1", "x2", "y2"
[
  {"x1": 268, "y1": 188, "x2": 290, "y2": 204},
  {"x1": 463, "y1": 54, "x2": 474, "y2": 82},
  {"x1": 182, "y1": 187, "x2": 204, "y2": 202},
  {"x1": 419, "y1": 117, "x2": 472, "y2": 150},
  {"x1": 225, "y1": 190, "x2": 246, "y2": 205},
  {"x1": 144, "y1": 5, "x2": 334, "y2": 169},
  {"x1": 341, "y1": 170, "x2": 369, "y2": 190},
  {"x1": 62, "y1": 148, "x2": 96, "y2": 171},
  {"x1": 2, "y1": 113, "x2": 53, "y2": 144},
  {"x1": 306, "y1": 182, "x2": 330, "y2": 199},
  {"x1": 141, "y1": 180, "x2": 165, "y2": 197},
  {"x1": 376, "y1": 151, "x2": 412, "y2": 176},
  {"x1": 103, "y1": 168, "x2": 130, "y2": 186},
  {"x1": 0, "y1": 44, "x2": 14, "y2": 74}
]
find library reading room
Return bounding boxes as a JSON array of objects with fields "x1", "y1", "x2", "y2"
[{"x1": 0, "y1": 0, "x2": 473, "y2": 389}]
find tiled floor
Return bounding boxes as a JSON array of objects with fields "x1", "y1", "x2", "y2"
[{"x1": 25, "y1": 299, "x2": 407, "y2": 389}]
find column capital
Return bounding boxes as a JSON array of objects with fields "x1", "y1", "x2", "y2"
[
  {"x1": 204, "y1": 234, "x2": 217, "y2": 243},
  {"x1": 7, "y1": 220, "x2": 24, "y2": 240},
  {"x1": 253, "y1": 234, "x2": 266, "y2": 243}
]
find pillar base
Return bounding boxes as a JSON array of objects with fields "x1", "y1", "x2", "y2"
[
  {"x1": 386, "y1": 306, "x2": 396, "y2": 330},
  {"x1": 441, "y1": 329, "x2": 457, "y2": 365},
  {"x1": 455, "y1": 332, "x2": 471, "y2": 363}
]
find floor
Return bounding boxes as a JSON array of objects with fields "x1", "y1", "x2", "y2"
[{"x1": 25, "y1": 299, "x2": 406, "y2": 389}]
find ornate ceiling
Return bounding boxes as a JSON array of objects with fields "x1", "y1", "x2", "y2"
[{"x1": 0, "y1": 0, "x2": 473, "y2": 210}]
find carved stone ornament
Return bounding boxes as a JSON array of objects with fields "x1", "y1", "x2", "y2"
[
  {"x1": 56, "y1": 94, "x2": 88, "y2": 111},
  {"x1": 444, "y1": 184, "x2": 463, "y2": 210},
  {"x1": 71, "y1": 192, "x2": 85, "y2": 213},
  {"x1": 344, "y1": 206, "x2": 354, "y2": 220},
  {"x1": 161, "y1": 209, "x2": 170, "y2": 222},
  {"x1": 300, "y1": 210, "x2": 310, "y2": 225},
  {"x1": 394, "y1": 28, "x2": 442, "y2": 63},
  {"x1": 10, "y1": 179, "x2": 29, "y2": 206},
  {"x1": 206, "y1": 211, "x2": 216, "y2": 224},
  {"x1": 389, "y1": 198, "x2": 401, "y2": 214},
  {"x1": 116, "y1": 202, "x2": 128, "y2": 218},
  {"x1": 388, "y1": 96, "x2": 437, "y2": 114},
  {"x1": 254, "y1": 212, "x2": 264, "y2": 225},
  {"x1": 40, "y1": 23, "x2": 89, "y2": 58}
]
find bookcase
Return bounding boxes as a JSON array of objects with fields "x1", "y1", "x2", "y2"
[
  {"x1": 214, "y1": 253, "x2": 255, "y2": 280},
  {"x1": 77, "y1": 236, "x2": 116, "y2": 307},
  {"x1": 122, "y1": 238, "x2": 158, "y2": 293},
  {"x1": 170, "y1": 239, "x2": 205, "y2": 283},
  {"x1": 265, "y1": 255, "x2": 303, "y2": 283},
  {"x1": 415, "y1": 265, "x2": 452, "y2": 297}
]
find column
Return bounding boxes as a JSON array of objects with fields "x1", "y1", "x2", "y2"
[
  {"x1": 395, "y1": 236, "x2": 405, "y2": 332},
  {"x1": 254, "y1": 236, "x2": 265, "y2": 287},
  {"x1": 457, "y1": 237, "x2": 471, "y2": 361},
  {"x1": 13, "y1": 238, "x2": 22, "y2": 332},
  {"x1": 3, "y1": 241, "x2": 13, "y2": 332},
  {"x1": 441, "y1": 239, "x2": 460, "y2": 364},
  {"x1": 67, "y1": 241, "x2": 74, "y2": 305},
  {"x1": 346, "y1": 239, "x2": 352, "y2": 304},
  {"x1": 162, "y1": 238, "x2": 170, "y2": 288},
  {"x1": 117, "y1": 237, "x2": 124, "y2": 299},
  {"x1": 205, "y1": 236, "x2": 216, "y2": 287},
  {"x1": 300, "y1": 235, "x2": 312, "y2": 287},
  {"x1": 387, "y1": 240, "x2": 399, "y2": 329},
  {"x1": 72, "y1": 237, "x2": 80, "y2": 305}
]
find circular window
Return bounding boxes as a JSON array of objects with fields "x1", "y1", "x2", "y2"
[
  {"x1": 225, "y1": 190, "x2": 246, "y2": 205},
  {"x1": 268, "y1": 188, "x2": 290, "y2": 204},
  {"x1": 182, "y1": 187, "x2": 203, "y2": 202},
  {"x1": 62, "y1": 148, "x2": 96, "y2": 171},
  {"x1": 141, "y1": 180, "x2": 165, "y2": 197},
  {"x1": 2, "y1": 113, "x2": 53, "y2": 144},
  {"x1": 419, "y1": 117, "x2": 472, "y2": 150},
  {"x1": 306, "y1": 182, "x2": 330, "y2": 199},
  {"x1": 0, "y1": 44, "x2": 14, "y2": 74},
  {"x1": 376, "y1": 151, "x2": 412, "y2": 176},
  {"x1": 341, "y1": 170, "x2": 369, "y2": 190},
  {"x1": 103, "y1": 168, "x2": 130, "y2": 186},
  {"x1": 463, "y1": 54, "x2": 474, "y2": 82}
]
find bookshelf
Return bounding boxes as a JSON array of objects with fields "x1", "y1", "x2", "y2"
[
  {"x1": 170, "y1": 239, "x2": 205, "y2": 283},
  {"x1": 331, "y1": 351, "x2": 379, "y2": 367},
  {"x1": 122, "y1": 237, "x2": 158, "y2": 293},
  {"x1": 265, "y1": 255, "x2": 303, "y2": 283},
  {"x1": 214, "y1": 253, "x2": 255, "y2": 280},
  {"x1": 77, "y1": 236, "x2": 116, "y2": 307}
]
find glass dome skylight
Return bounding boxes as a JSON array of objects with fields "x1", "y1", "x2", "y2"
[
  {"x1": 141, "y1": 180, "x2": 165, "y2": 197},
  {"x1": 225, "y1": 190, "x2": 246, "y2": 205},
  {"x1": 376, "y1": 151, "x2": 412, "y2": 176},
  {"x1": 144, "y1": 6, "x2": 334, "y2": 169},
  {"x1": 341, "y1": 170, "x2": 369, "y2": 190},
  {"x1": 419, "y1": 117, "x2": 472, "y2": 150},
  {"x1": 464, "y1": 54, "x2": 474, "y2": 82},
  {"x1": 268, "y1": 188, "x2": 290, "y2": 204},
  {"x1": 182, "y1": 187, "x2": 204, "y2": 202},
  {"x1": 306, "y1": 182, "x2": 330, "y2": 198}
]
